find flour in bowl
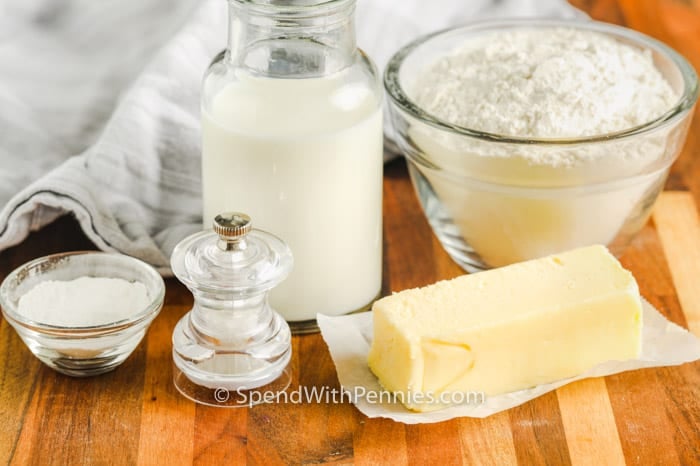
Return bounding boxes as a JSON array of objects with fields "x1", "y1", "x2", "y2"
[
  {"x1": 403, "y1": 26, "x2": 686, "y2": 268},
  {"x1": 414, "y1": 28, "x2": 676, "y2": 139}
]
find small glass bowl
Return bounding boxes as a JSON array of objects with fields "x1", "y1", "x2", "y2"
[
  {"x1": 0, "y1": 251, "x2": 165, "y2": 377},
  {"x1": 385, "y1": 19, "x2": 698, "y2": 272}
]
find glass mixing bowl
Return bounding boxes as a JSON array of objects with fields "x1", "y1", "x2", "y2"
[
  {"x1": 0, "y1": 251, "x2": 165, "y2": 376},
  {"x1": 385, "y1": 19, "x2": 698, "y2": 272}
]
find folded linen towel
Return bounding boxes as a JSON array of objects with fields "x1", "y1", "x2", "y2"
[{"x1": 0, "y1": 0, "x2": 580, "y2": 273}]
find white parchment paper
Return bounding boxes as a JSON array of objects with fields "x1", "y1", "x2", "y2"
[{"x1": 317, "y1": 300, "x2": 700, "y2": 424}]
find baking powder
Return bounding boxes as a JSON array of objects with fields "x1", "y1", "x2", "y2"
[{"x1": 18, "y1": 277, "x2": 150, "y2": 326}]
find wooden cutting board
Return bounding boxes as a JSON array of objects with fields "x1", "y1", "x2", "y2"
[{"x1": 1, "y1": 164, "x2": 698, "y2": 466}]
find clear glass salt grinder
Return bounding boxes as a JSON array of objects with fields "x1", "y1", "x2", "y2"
[
  {"x1": 171, "y1": 212, "x2": 293, "y2": 407},
  {"x1": 201, "y1": 0, "x2": 384, "y2": 333}
]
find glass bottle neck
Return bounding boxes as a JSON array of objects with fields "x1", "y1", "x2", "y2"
[{"x1": 226, "y1": 0, "x2": 357, "y2": 77}]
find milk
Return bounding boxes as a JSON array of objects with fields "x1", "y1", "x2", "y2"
[{"x1": 202, "y1": 72, "x2": 383, "y2": 321}]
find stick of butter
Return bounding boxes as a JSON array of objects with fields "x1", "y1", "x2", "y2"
[{"x1": 368, "y1": 245, "x2": 643, "y2": 412}]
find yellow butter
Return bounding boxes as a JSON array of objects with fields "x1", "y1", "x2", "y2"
[{"x1": 367, "y1": 245, "x2": 642, "y2": 412}]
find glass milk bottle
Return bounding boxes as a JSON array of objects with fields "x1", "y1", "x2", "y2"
[{"x1": 201, "y1": 0, "x2": 383, "y2": 332}]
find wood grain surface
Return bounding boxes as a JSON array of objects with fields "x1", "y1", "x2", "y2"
[{"x1": 2, "y1": 1, "x2": 700, "y2": 464}]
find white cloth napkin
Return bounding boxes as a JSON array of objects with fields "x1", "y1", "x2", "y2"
[{"x1": 0, "y1": 0, "x2": 581, "y2": 273}]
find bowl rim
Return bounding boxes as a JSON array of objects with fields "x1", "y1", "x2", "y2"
[
  {"x1": 0, "y1": 251, "x2": 165, "y2": 336},
  {"x1": 383, "y1": 18, "x2": 699, "y2": 145}
]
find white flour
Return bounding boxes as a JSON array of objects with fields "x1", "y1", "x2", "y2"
[
  {"x1": 18, "y1": 277, "x2": 150, "y2": 326},
  {"x1": 414, "y1": 28, "x2": 676, "y2": 141},
  {"x1": 407, "y1": 27, "x2": 682, "y2": 267}
]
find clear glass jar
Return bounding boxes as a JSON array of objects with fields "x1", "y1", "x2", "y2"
[{"x1": 201, "y1": 0, "x2": 383, "y2": 331}]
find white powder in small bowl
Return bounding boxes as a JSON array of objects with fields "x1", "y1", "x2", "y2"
[{"x1": 18, "y1": 276, "x2": 151, "y2": 327}]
